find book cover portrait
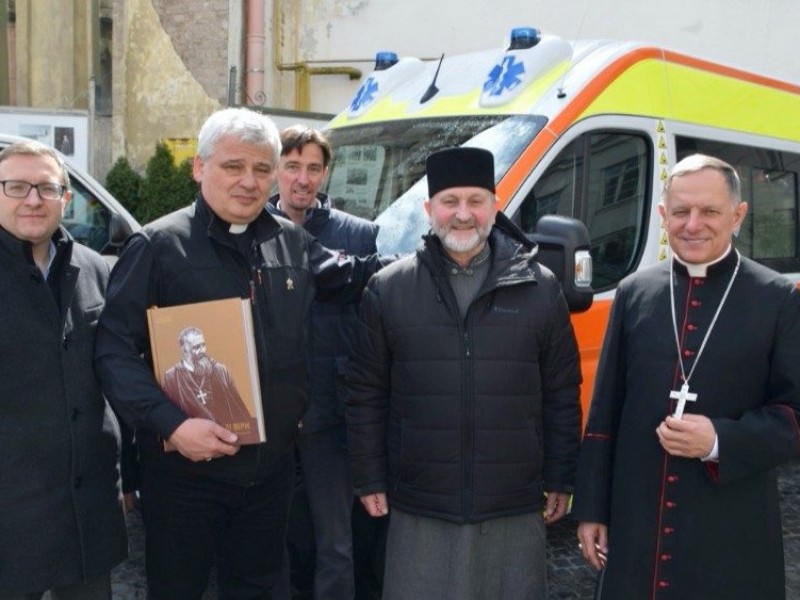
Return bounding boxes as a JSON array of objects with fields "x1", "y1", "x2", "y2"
[{"x1": 147, "y1": 298, "x2": 266, "y2": 445}]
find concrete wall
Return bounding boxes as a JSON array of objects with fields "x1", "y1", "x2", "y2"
[
  {"x1": 283, "y1": 0, "x2": 800, "y2": 115},
  {"x1": 11, "y1": 0, "x2": 797, "y2": 177},
  {"x1": 151, "y1": 0, "x2": 230, "y2": 104},
  {"x1": 109, "y1": 0, "x2": 800, "y2": 171},
  {"x1": 111, "y1": 0, "x2": 220, "y2": 170}
]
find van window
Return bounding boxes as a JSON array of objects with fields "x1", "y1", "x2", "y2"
[
  {"x1": 324, "y1": 115, "x2": 546, "y2": 226},
  {"x1": 518, "y1": 132, "x2": 651, "y2": 289},
  {"x1": 676, "y1": 137, "x2": 800, "y2": 273},
  {"x1": 63, "y1": 177, "x2": 112, "y2": 253}
]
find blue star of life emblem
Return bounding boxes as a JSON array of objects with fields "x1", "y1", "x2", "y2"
[
  {"x1": 350, "y1": 77, "x2": 379, "y2": 112},
  {"x1": 483, "y1": 56, "x2": 526, "y2": 97}
]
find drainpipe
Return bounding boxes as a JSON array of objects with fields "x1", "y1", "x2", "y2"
[
  {"x1": 0, "y1": 2, "x2": 8, "y2": 104},
  {"x1": 245, "y1": 0, "x2": 265, "y2": 104},
  {"x1": 271, "y1": 0, "x2": 362, "y2": 111}
]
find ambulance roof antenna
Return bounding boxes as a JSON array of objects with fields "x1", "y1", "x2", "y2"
[
  {"x1": 557, "y1": 0, "x2": 593, "y2": 98},
  {"x1": 420, "y1": 53, "x2": 445, "y2": 104}
]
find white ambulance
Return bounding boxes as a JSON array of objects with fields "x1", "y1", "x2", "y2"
[{"x1": 322, "y1": 27, "x2": 800, "y2": 415}]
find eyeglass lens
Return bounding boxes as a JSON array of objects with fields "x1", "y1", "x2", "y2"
[{"x1": 1, "y1": 180, "x2": 64, "y2": 200}]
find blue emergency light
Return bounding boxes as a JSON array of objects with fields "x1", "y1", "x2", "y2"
[
  {"x1": 507, "y1": 27, "x2": 541, "y2": 50},
  {"x1": 374, "y1": 52, "x2": 399, "y2": 71}
]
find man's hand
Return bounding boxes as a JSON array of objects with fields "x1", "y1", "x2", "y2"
[
  {"x1": 543, "y1": 491, "x2": 570, "y2": 524},
  {"x1": 359, "y1": 493, "x2": 389, "y2": 517},
  {"x1": 166, "y1": 418, "x2": 241, "y2": 462},
  {"x1": 656, "y1": 414, "x2": 716, "y2": 458},
  {"x1": 577, "y1": 522, "x2": 608, "y2": 571}
]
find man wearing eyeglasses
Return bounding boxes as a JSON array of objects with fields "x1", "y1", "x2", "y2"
[{"x1": 0, "y1": 141, "x2": 127, "y2": 599}]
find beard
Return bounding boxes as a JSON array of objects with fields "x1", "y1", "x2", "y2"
[
  {"x1": 430, "y1": 217, "x2": 492, "y2": 255},
  {"x1": 192, "y1": 355, "x2": 213, "y2": 377}
]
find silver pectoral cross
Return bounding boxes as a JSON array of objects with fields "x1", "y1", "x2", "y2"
[
  {"x1": 196, "y1": 389, "x2": 209, "y2": 405},
  {"x1": 669, "y1": 383, "x2": 697, "y2": 419}
]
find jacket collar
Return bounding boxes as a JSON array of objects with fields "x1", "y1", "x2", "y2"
[
  {"x1": 267, "y1": 192, "x2": 332, "y2": 236},
  {"x1": 419, "y1": 213, "x2": 539, "y2": 286},
  {"x1": 0, "y1": 223, "x2": 72, "y2": 271}
]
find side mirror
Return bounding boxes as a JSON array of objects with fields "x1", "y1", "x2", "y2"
[
  {"x1": 529, "y1": 215, "x2": 593, "y2": 313},
  {"x1": 108, "y1": 211, "x2": 134, "y2": 252}
]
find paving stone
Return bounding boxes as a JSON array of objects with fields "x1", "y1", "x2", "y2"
[{"x1": 108, "y1": 460, "x2": 800, "y2": 599}]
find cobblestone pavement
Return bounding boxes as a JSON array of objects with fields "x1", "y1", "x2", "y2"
[{"x1": 110, "y1": 461, "x2": 800, "y2": 599}]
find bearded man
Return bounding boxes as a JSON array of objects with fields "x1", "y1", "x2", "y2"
[
  {"x1": 345, "y1": 147, "x2": 582, "y2": 600},
  {"x1": 162, "y1": 327, "x2": 256, "y2": 433}
]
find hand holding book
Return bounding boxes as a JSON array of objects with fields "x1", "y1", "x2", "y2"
[{"x1": 165, "y1": 418, "x2": 241, "y2": 462}]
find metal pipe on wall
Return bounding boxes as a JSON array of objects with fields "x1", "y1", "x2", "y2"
[
  {"x1": 271, "y1": 0, "x2": 362, "y2": 111},
  {"x1": 244, "y1": 0, "x2": 265, "y2": 104}
]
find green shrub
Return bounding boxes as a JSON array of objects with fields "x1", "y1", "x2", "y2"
[
  {"x1": 104, "y1": 156, "x2": 143, "y2": 219},
  {"x1": 137, "y1": 143, "x2": 198, "y2": 223}
]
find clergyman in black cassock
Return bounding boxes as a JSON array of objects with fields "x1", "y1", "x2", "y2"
[{"x1": 573, "y1": 154, "x2": 800, "y2": 600}]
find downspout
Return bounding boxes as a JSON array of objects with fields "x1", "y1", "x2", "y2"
[
  {"x1": 272, "y1": 0, "x2": 362, "y2": 111},
  {"x1": 245, "y1": 0, "x2": 265, "y2": 104},
  {"x1": 0, "y1": 2, "x2": 8, "y2": 104}
]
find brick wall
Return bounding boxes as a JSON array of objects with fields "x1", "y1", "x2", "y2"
[{"x1": 151, "y1": 0, "x2": 229, "y2": 104}]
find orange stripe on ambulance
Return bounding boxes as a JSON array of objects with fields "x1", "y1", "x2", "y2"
[{"x1": 323, "y1": 27, "x2": 800, "y2": 419}]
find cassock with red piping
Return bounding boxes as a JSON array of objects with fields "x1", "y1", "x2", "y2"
[{"x1": 572, "y1": 249, "x2": 800, "y2": 599}]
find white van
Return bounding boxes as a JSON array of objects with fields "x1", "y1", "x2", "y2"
[{"x1": 322, "y1": 27, "x2": 800, "y2": 416}]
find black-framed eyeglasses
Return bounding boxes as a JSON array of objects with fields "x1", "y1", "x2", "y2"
[{"x1": 0, "y1": 180, "x2": 66, "y2": 201}]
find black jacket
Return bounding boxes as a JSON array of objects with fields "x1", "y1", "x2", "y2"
[
  {"x1": 95, "y1": 197, "x2": 382, "y2": 484},
  {"x1": 268, "y1": 193, "x2": 378, "y2": 432},
  {"x1": 346, "y1": 216, "x2": 582, "y2": 523},
  {"x1": 0, "y1": 226, "x2": 126, "y2": 593}
]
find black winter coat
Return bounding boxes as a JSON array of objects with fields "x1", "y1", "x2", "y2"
[
  {"x1": 346, "y1": 219, "x2": 582, "y2": 523},
  {"x1": 0, "y1": 226, "x2": 126, "y2": 593},
  {"x1": 96, "y1": 197, "x2": 382, "y2": 485},
  {"x1": 268, "y1": 194, "x2": 378, "y2": 432}
]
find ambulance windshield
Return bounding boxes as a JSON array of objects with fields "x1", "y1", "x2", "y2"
[{"x1": 323, "y1": 114, "x2": 546, "y2": 254}]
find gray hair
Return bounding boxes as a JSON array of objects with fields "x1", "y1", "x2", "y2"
[
  {"x1": 663, "y1": 154, "x2": 741, "y2": 205},
  {"x1": 178, "y1": 326, "x2": 204, "y2": 348},
  {"x1": 0, "y1": 140, "x2": 70, "y2": 188},
  {"x1": 196, "y1": 108, "x2": 281, "y2": 166}
]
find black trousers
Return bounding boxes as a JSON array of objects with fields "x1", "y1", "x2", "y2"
[{"x1": 140, "y1": 456, "x2": 293, "y2": 600}]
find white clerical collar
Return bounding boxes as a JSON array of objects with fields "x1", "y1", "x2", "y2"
[
  {"x1": 672, "y1": 245, "x2": 732, "y2": 277},
  {"x1": 229, "y1": 223, "x2": 248, "y2": 234}
]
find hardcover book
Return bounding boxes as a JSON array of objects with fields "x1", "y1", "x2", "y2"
[{"x1": 147, "y1": 297, "x2": 266, "y2": 445}]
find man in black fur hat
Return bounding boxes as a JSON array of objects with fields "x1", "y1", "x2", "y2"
[{"x1": 346, "y1": 147, "x2": 582, "y2": 599}]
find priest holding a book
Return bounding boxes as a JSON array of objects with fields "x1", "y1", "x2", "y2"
[{"x1": 95, "y1": 107, "x2": 386, "y2": 600}]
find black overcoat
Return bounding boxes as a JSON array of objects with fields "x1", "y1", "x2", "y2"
[
  {"x1": 0, "y1": 226, "x2": 127, "y2": 593},
  {"x1": 573, "y1": 250, "x2": 800, "y2": 599}
]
